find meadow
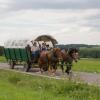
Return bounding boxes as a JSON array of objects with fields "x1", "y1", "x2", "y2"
[
  {"x1": 0, "y1": 56, "x2": 6, "y2": 63},
  {"x1": 0, "y1": 69, "x2": 100, "y2": 100},
  {"x1": 73, "y1": 58, "x2": 100, "y2": 73}
]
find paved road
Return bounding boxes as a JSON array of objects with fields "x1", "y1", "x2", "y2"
[{"x1": 0, "y1": 63, "x2": 100, "y2": 86}]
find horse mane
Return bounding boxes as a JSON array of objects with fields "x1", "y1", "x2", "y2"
[
  {"x1": 52, "y1": 48, "x2": 61, "y2": 57},
  {"x1": 53, "y1": 48, "x2": 61, "y2": 52}
]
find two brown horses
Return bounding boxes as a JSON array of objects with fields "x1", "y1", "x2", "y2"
[{"x1": 38, "y1": 48, "x2": 79, "y2": 74}]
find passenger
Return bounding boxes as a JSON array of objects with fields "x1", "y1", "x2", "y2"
[
  {"x1": 46, "y1": 44, "x2": 50, "y2": 51},
  {"x1": 26, "y1": 44, "x2": 31, "y2": 54},
  {"x1": 39, "y1": 44, "x2": 42, "y2": 52},
  {"x1": 31, "y1": 42, "x2": 39, "y2": 62},
  {"x1": 41, "y1": 43, "x2": 47, "y2": 51}
]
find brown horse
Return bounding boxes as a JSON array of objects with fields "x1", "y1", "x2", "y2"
[
  {"x1": 60, "y1": 48, "x2": 79, "y2": 74},
  {"x1": 38, "y1": 48, "x2": 63, "y2": 73}
]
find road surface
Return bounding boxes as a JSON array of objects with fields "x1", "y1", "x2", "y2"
[{"x1": 0, "y1": 63, "x2": 100, "y2": 86}]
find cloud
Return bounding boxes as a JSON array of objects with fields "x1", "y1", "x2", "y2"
[
  {"x1": 0, "y1": 0, "x2": 100, "y2": 12},
  {"x1": 0, "y1": 0, "x2": 100, "y2": 45},
  {"x1": 9, "y1": 0, "x2": 100, "y2": 10},
  {"x1": 0, "y1": 0, "x2": 12, "y2": 10},
  {"x1": 0, "y1": 9, "x2": 100, "y2": 45}
]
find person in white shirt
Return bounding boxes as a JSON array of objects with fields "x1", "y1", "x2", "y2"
[{"x1": 31, "y1": 42, "x2": 39, "y2": 62}]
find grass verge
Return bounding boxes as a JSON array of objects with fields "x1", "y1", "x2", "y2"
[
  {"x1": 73, "y1": 58, "x2": 100, "y2": 73},
  {"x1": 0, "y1": 69, "x2": 100, "y2": 100}
]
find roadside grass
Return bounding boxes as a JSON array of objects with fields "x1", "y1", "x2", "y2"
[
  {"x1": 73, "y1": 59, "x2": 100, "y2": 73},
  {"x1": 0, "y1": 69, "x2": 100, "y2": 100},
  {"x1": 0, "y1": 56, "x2": 6, "y2": 63}
]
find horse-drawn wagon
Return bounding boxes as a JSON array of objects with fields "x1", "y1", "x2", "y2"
[{"x1": 4, "y1": 35, "x2": 58, "y2": 72}]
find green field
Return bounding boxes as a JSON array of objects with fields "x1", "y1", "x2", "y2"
[
  {"x1": 73, "y1": 59, "x2": 100, "y2": 73},
  {"x1": 0, "y1": 56, "x2": 6, "y2": 62},
  {"x1": 0, "y1": 69, "x2": 100, "y2": 100}
]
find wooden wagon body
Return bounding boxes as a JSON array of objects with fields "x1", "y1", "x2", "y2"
[{"x1": 4, "y1": 35, "x2": 58, "y2": 71}]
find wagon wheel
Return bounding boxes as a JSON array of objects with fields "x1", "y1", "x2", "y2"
[
  {"x1": 23, "y1": 61, "x2": 32, "y2": 72},
  {"x1": 9, "y1": 61, "x2": 15, "y2": 69}
]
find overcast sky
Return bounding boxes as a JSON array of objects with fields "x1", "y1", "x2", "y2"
[{"x1": 0, "y1": 0, "x2": 100, "y2": 46}]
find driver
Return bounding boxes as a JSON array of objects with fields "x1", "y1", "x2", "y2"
[{"x1": 31, "y1": 42, "x2": 39, "y2": 62}]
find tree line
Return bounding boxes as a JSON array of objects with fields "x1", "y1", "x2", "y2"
[{"x1": 79, "y1": 48, "x2": 100, "y2": 58}]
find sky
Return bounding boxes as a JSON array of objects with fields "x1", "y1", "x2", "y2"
[{"x1": 0, "y1": 0, "x2": 100, "y2": 46}]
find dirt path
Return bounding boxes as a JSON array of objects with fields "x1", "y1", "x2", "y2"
[{"x1": 0, "y1": 63, "x2": 100, "y2": 86}]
